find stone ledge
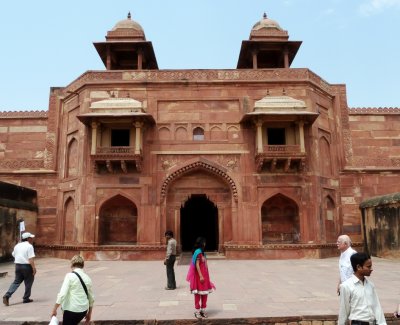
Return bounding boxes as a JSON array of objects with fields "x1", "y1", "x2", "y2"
[{"x1": 3, "y1": 314, "x2": 400, "y2": 325}]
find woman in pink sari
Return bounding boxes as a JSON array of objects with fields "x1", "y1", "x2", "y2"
[{"x1": 186, "y1": 237, "x2": 215, "y2": 319}]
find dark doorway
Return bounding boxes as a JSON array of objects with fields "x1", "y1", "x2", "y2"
[{"x1": 180, "y1": 194, "x2": 218, "y2": 251}]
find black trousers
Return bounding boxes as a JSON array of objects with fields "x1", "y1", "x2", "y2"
[
  {"x1": 351, "y1": 320, "x2": 374, "y2": 325},
  {"x1": 165, "y1": 255, "x2": 176, "y2": 289},
  {"x1": 63, "y1": 310, "x2": 87, "y2": 325}
]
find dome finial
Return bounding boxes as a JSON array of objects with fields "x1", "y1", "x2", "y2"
[
  {"x1": 263, "y1": 12, "x2": 267, "y2": 19},
  {"x1": 127, "y1": 11, "x2": 131, "y2": 19}
]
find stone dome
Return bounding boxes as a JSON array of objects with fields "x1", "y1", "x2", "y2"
[
  {"x1": 252, "y1": 13, "x2": 283, "y2": 31},
  {"x1": 111, "y1": 12, "x2": 144, "y2": 32}
]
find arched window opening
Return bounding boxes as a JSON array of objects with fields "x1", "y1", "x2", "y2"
[{"x1": 193, "y1": 127, "x2": 204, "y2": 141}]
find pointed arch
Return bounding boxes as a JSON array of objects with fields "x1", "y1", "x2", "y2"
[
  {"x1": 158, "y1": 126, "x2": 171, "y2": 140},
  {"x1": 98, "y1": 194, "x2": 138, "y2": 245},
  {"x1": 319, "y1": 136, "x2": 333, "y2": 176},
  {"x1": 227, "y1": 125, "x2": 241, "y2": 141},
  {"x1": 175, "y1": 126, "x2": 188, "y2": 141},
  {"x1": 261, "y1": 193, "x2": 299, "y2": 243},
  {"x1": 64, "y1": 197, "x2": 76, "y2": 244},
  {"x1": 323, "y1": 194, "x2": 336, "y2": 242},
  {"x1": 210, "y1": 125, "x2": 226, "y2": 140},
  {"x1": 66, "y1": 138, "x2": 78, "y2": 178},
  {"x1": 180, "y1": 194, "x2": 219, "y2": 251},
  {"x1": 161, "y1": 157, "x2": 238, "y2": 202},
  {"x1": 193, "y1": 126, "x2": 205, "y2": 140}
]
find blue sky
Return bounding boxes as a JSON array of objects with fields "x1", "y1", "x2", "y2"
[{"x1": 1, "y1": 0, "x2": 399, "y2": 111}]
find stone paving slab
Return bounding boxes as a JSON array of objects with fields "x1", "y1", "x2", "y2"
[{"x1": 0, "y1": 257, "x2": 399, "y2": 323}]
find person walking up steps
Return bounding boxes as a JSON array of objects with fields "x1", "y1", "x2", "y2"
[{"x1": 186, "y1": 237, "x2": 215, "y2": 319}]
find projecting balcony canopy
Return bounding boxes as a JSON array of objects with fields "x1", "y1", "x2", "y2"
[
  {"x1": 77, "y1": 98, "x2": 155, "y2": 125},
  {"x1": 241, "y1": 95, "x2": 319, "y2": 123}
]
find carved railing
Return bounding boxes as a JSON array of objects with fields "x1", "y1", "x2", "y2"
[
  {"x1": 96, "y1": 147, "x2": 136, "y2": 154},
  {"x1": 256, "y1": 145, "x2": 306, "y2": 172},
  {"x1": 91, "y1": 147, "x2": 142, "y2": 173},
  {"x1": 263, "y1": 145, "x2": 301, "y2": 153}
]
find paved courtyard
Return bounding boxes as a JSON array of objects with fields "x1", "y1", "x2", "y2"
[{"x1": 1, "y1": 256, "x2": 399, "y2": 323}]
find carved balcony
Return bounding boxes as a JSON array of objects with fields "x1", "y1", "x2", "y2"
[
  {"x1": 255, "y1": 145, "x2": 306, "y2": 173},
  {"x1": 91, "y1": 147, "x2": 142, "y2": 173}
]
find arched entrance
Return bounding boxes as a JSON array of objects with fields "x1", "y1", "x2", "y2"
[{"x1": 180, "y1": 194, "x2": 218, "y2": 251}]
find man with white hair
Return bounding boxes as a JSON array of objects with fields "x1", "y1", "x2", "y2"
[
  {"x1": 336, "y1": 234, "x2": 357, "y2": 295},
  {"x1": 3, "y1": 232, "x2": 36, "y2": 306}
]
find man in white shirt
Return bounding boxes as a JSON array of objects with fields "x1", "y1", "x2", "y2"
[
  {"x1": 337, "y1": 234, "x2": 357, "y2": 294},
  {"x1": 164, "y1": 230, "x2": 177, "y2": 290},
  {"x1": 3, "y1": 232, "x2": 37, "y2": 306},
  {"x1": 338, "y1": 252, "x2": 386, "y2": 325}
]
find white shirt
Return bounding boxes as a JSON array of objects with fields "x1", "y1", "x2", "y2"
[
  {"x1": 56, "y1": 268, "x2": 95, "y2": 313},
  {"x1": 12, "y1": 241, "x2": 35, "y2": 264},
  {"x1": 339, "y1": 247, "x2": 357, "y2": 282},
  {"x1": 339, "y1": 274, "x2": 386, "y2": 325}
]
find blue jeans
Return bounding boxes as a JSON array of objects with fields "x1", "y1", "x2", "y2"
[{"x1": 4, "y1": 264, "x2": 34, "y2": 301}]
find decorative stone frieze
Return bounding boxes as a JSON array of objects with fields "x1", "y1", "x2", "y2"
[{"x1": 161, "y1": 158, "x2": 238, "y2": 202}]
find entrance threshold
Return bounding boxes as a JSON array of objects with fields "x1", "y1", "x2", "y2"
[{"x1": 177, "y1": 251, "x2": 226, "y2": 265}]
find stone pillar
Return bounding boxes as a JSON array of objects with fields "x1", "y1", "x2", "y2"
[
  {"x1": 252, "y1": 50, "x2": 258, "y2": 69},
  {"x1": 137, "y1": 50, "x2": 143, "y2": 70},
  {"x1": 284, "y1": 46, "x2": 289, "y2": 68},
  {"x1": 231, "y1": 202, "x2": 239, "y2": 244},
  {"x1": 256, "y1": 120, "x2": 263, "y2": 154},
  {"x1": 91, "y1": 122, "x2": 98, "y2": 155},
  {"x1": 106, "y1": 46, "x2": 111, "y2": 70},
  {"x1": 134, "y1": 122, "x2": 143, "y2": 154},
  {"x1": 298, "y1": 121, "x2": 305, "y2": 152}
]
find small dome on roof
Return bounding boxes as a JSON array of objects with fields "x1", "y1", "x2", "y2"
[
  {"x1": 112, "y1": 12, "x2": 144, "y2": 32},
  {"x1": 252, "y1": 13, "x2": 283, "y2": 31}
]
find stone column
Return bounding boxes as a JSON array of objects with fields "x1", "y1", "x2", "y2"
[
  {"x1": 91, "y1": 122, "x2": 98, "y2": 155},
  {"x1": 252, "y1": 50, "x2": 258, "y2": 69},
  {"x1": 256, "y1": 120, "x2": 263, "y2": 154},
  {"x1": 106, "y1": 46, "x2": 111, "y2": 70},
  {"x1": 137, "y1": 50, "x2": 143, "y2": 70},
  {"x1": 284, "y1": 46, "x2": 289, "y2": 68},
  {"x1": 298, "y1": 121, "x2": 305, "y2": 152},
  {"x1": 134, "y1": 121, "x2": 143, "y2": 154}
]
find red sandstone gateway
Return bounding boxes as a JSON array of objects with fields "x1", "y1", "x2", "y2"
[{"x1": 1, "y1": 13, "x2": 399, "y2": 261}]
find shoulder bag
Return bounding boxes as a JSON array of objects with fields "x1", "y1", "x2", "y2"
[{"x1": 72, "y1": 271, "x2": 88, "y2": 299}]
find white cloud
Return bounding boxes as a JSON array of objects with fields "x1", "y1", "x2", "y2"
[{"x1": 359, "y1": 0, "x2": 400, "y2": 16}]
